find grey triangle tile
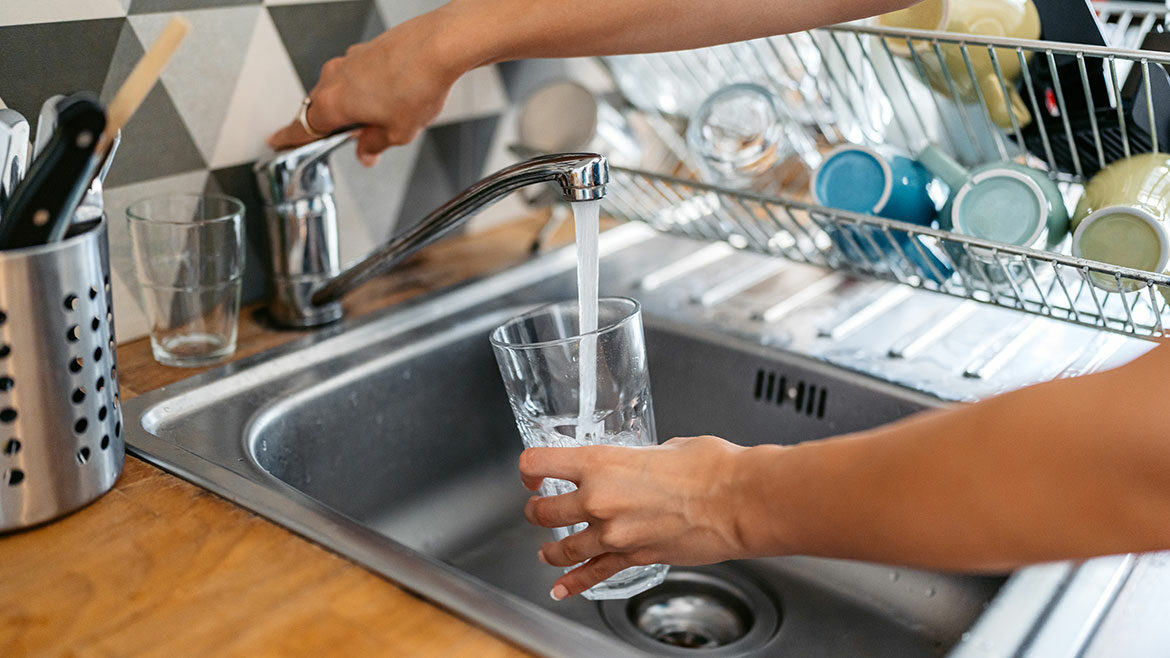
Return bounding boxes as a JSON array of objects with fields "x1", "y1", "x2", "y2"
[
  {"x1": 394, "y1": 115, "x2": 500, "y2": 235},
  {"x1": 0, "y1": 18, "x2": 125, "y2": 121},
  {"x1": 373, "y1": 0, "x2": 443, "y2": 26},
  {"x1": 209, "y1": 10, "x2": 305, "y2": 168},
  {"x1": 129, "y1": 7, "x2": 260, "y2": 163},
  {"x1": 0, "y1": 0, "x2": 125, "y2": 27},
  {"x1": 101, "y1": 20, "x2": 146, "y2": 105},
  {"x1": 129, "y1": 0, "x2": 258, "y2": 15},
  {"x1": 102, "y1": 84, "x2": 208, "y2": 187},
  {"x1": 267, "y1": 0, "x2": 383, "y2": 91},
  {"x1": 394, "y1": 135, "x2": 456, "y2": 235},
  {"x1": 431, "y1": 65, "x2": 509, "y2": 125},
  {"x1": 331, "y1": 138, "x2": 422, "y2": 243}
]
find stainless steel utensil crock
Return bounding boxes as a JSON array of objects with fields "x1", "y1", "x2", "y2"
[{"x1": 0, "y1": 219, "x2": 123, "y2": 532}]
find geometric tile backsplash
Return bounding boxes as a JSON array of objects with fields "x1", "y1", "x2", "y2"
[{"x1": 1, "y1": 0, "x2": 611, "y2": 341}]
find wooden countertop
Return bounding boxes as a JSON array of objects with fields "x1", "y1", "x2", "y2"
[{"x1": 0, "y1": 213, "x2": 578, "y2": 657}]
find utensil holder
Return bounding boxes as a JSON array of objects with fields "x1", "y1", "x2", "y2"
[{"x1": 0, "y1": 219, "x2": 123, "y2": 532}]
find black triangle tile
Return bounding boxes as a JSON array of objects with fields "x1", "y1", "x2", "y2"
[
  {"x1": 103, "y1": 83, "x2": 207, "y2": 187},
  {"x1": 427, "y1": 114, "x2": 501, "y2": 190},
  {"x1": 396, "y1": 114, "x2": 501, "y2": 232},
  {"x1": 268, "y1": 0, "x2": 384, "y2": 91},
  {"x1": 130, "y1": 0, "x2": 258, "y2": 14},
  {"x1": 206, "y1": 164, "x2": 269, "y2": 305},
  {"x1": 0, "y1": 18, "x2": 125, "y2": 122}
]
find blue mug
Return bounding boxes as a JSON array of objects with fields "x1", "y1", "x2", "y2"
[{"x1": 811, "y1": 145, "x2": 951, "y2": 281}]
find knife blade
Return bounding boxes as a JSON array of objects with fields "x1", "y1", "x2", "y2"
[{"x1": 0, "y1": 92, "x2": 106, "y2": 249}]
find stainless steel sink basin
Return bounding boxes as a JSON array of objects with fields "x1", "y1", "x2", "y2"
[
  {"x1": 246, "y1": 310, "x2": 999, "y2": 656},
  {"x1": 125, "y1": 225, "x2": 1146, "y2": 656}
]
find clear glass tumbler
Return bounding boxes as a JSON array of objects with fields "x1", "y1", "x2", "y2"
[
  {"x1": 490, "y1": 297, "x2": 668, "y2": 600},
  {"x1": 126, "y1": 194, "x2": 244, "y2": 368}
]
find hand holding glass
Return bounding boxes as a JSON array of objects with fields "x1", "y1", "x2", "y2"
[{"x1": 491, "y1": 297, "x2": 668, "y2": 600}]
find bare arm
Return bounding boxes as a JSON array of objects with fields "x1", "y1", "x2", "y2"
[
  {"x1": 448, "y1": 0, "x2": 914, "y2": 61},
  {"x1": 268, "y1": 0, "x2": 916, "y2": 161},
  {"x1": 520, "y1": 342, "x2": 1170, "y2": 599}
]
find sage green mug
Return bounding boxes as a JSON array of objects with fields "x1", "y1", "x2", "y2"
[
  {"x1": 918, "y1": 144, "x2": 1068, "y2": 249},
  {"x1": 1072, "y1": 153, "x2": 1170, "y2": 292}
]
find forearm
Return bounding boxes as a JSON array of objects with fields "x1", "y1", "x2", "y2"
[
  {"x1": 733, "y1": 357, "x2": 1170, "y2": 571},
  {"x1": 437, "y1": 0, "x2": 917, "y2": 69}
]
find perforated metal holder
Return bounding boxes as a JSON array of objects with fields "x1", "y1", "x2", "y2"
[{"x1": 0, "y1": 218, "x2": 124, "y2": 532}]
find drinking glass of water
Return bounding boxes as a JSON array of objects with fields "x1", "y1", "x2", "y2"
[
  {"x1": 490, "y1": 296, "x2": 669, "y2": 600},
  {"x1": 126, "y1": 193, "x2": 244, "y2": 368}
]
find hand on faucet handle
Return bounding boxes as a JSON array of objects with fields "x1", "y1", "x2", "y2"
[{"x1": 266, "y1": 8, "x2": 471, "y2": 166}]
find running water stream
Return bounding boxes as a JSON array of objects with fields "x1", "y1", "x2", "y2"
[{"x1": 573, "y1": 199, "x2": 601, "y2": 443}]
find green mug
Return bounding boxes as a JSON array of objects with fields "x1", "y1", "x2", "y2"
[
  {"x1": 1072, "y1": 153, "x2": 1170, "y2": 292},
  {"x1": 876, "y1": 0, "x2": 1040, "y2": 130}
]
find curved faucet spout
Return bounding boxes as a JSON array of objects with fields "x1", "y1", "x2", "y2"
[
  {"x1": 310, "y1": 152, "x2": 608, "y2": 307},
  {"x1": 255, "y1": 137, "x2": 608, "y2": 327}
]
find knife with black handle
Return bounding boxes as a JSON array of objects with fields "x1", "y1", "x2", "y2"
[{"x1": 0, "y1": 92, "x2": 106, "y2": 249}]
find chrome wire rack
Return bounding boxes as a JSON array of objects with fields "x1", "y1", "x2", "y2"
[
  {"x1": 602, "y1": 164, "x2": 1170, "y2": 338},
  {"x1": 592, "y1": 4, "x2": 1170, "y2": 340}
]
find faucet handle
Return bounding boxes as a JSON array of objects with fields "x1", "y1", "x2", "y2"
[{"x1": 254, "y1": 128, "x2": 359, "y2": 205}]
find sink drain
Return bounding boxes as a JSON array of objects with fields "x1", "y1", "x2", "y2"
[
  {"x1": 600, "y1": 568, "x2": 780, "y2": 655},
  {"x1": 636, "y1": 591, "x2": 748, "y2": 648}
]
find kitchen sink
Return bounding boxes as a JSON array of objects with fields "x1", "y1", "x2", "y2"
[
  {"x1": 125, "y1": 225, "x2": 1139, "y2": 656},
  {"x1": 246, "y1": 310, "x2": 998, "y2": 656}
]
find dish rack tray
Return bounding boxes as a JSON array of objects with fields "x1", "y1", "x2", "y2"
[{"x1": 596, "y1": 4, "x2": 1170, "y2": 340}]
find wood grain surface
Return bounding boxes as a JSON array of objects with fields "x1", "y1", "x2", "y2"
[{"x1": 0, "y1": 212, "x2": 585, "y2": 657}]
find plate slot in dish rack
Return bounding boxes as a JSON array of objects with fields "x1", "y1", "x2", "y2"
[{"x1": 595, "y1": 4, "x2": 1170, "y2": 340}]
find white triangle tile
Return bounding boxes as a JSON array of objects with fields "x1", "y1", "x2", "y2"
[
  {"x1": 328, "y1": 166, "x2": 379, "y2": 268},
  {"x1": 332, "y1": 138, "x2": 423, "y2": 244},
  {"x1": 109, "y1": 270, "x2": 150, "y2": 342},
  {"x1": 432, "y1": 65, "x2": 509, "y2": 126},
  {"x1": 209, "y1": 11, "x2": 305, "y2": 169},
  {"x1": 0, "y1": 0, "x2": 125, "y2": 27},
  {"x1": 373, "y1": 0, "x2": 445, "y2": 26},
  {"x1": 102, "y1": 170, "x2": 211, "y2": 342},
  {"x1": 129, "y1": 7, "x2": 260, "y2": 164}
]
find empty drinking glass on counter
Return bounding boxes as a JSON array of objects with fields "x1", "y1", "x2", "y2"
[{"x1": 126, "y1": 194, "x2": 244, "y2": 367}]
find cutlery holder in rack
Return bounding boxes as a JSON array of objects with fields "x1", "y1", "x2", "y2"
[
  {"x1": 595, "y1": 5, "x2": 1170, "y2": 340},
  {"x1": 0, "y1": 219, "x2": 123, "y2": 532}
]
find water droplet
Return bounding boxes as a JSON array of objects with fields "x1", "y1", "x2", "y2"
[
  {"x1": 889, "y1": 571, "x2": 900, "y2": 582},
  {"x1": 925, "y1": 586, "x2": 936, "y2": 597}
]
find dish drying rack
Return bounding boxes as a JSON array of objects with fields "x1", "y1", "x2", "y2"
[{"x1": 592, "y1": 3, "x2": 1170, "y2": 340}]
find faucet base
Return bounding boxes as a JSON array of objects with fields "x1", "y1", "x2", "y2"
[{"x1": 268, "y1": 275, "x2": 345, "y2": 328}]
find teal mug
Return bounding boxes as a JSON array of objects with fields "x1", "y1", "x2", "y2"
[
  {"x1": 918, "y1": 145, "x2": 1069, "y2": 249},
  {"x1": 811, "y1": 145, "x2": 951, "y2": 282}
]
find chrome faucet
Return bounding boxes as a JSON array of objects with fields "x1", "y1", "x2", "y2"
[{"x1": 255, "y1": 131, "x2": 608, "y2": 327}]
